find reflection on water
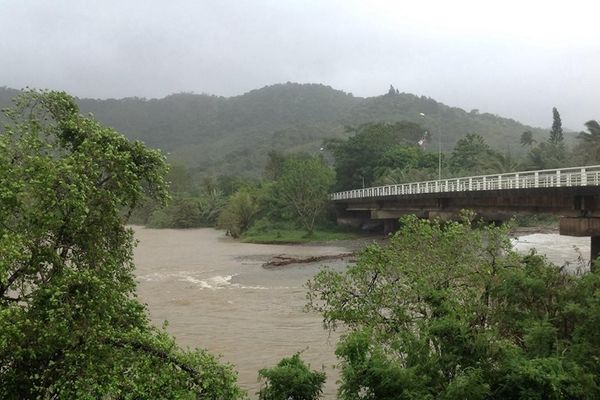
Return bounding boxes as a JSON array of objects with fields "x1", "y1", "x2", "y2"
[{"x1": 133, "y1": 227, "x2": 589, "y2": 398}]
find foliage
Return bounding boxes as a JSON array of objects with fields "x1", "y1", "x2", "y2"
[
  {"x1": 327, "y1": 121, "x2": 426, "y2": 189},
  {"x1": 257, "y1": 353, "x2": 326, "y2": 400},
  {"x1": 550, "y1": 107, "x2": 564, "y2": 145},
  {"x1": 448, "y1": 133, "x2": 493, "y2": 175},
  {"x1": 527, "y1": 141, "x2": 566, "y2": 169},
  {"x1": 242, "y1": 220, "x2": 356, "y2": 244},
  {"x1": 168, "y1": 164, "x2": 197, "y2": 195},
  {"x1": 137, "y1": 166, "x2": 228, "y2": 229},
  {"x1": 0, "y1": 84, "x2": 544, "y2": 178},
  {"x1": 307, "y1": 213, "x2": 600, "y2": 399},
  {"x1": 218, "y1": 186, "x2": 261, "y2": 238},
  {"x1": 373, "y1": 145, "x2": 439, "y2": 184},
  {"x1": 263, "y1": 150, "x2": 288, "y2": 181},
  {"x1": 146, "y1": 190, "x2": 226, "y2": 229},
  {"x1": 270, "y1": 156, "x2": 335, "y2": 234},
  {"x1": 520, "y1": 130, "x2": 535, "y2": 147},
  {"x1": 147, "y1": 196, "x2": 200, "y2": 228},
  {"x1": 527, "y1": 108, "x2": 567, "y2": 169},
  {"x1": 480, "y1": 151, "x2": 521, "y2": 174},
  {"x1": 0, "y1": 90, "x2": 243, "y2": 399},
  {"x1": 575, "y1": 120, "x2": 600, "y2": 163},
  {"x1": 198, "y1": 188, "x2": 227, "y2": 224}
]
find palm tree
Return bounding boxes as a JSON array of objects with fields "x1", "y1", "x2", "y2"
[
  {"x1": 576, "y1": 120, "x2": 600, "y2": 163},
  {"x1": 520, "y1": 130, "x2": 535, "y2": 147},
  {"x1": 482, "y1": 151, "x2": 521, "y2": 174}
]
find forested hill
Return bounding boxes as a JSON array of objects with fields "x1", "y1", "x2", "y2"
[{"x1": 0, "y1": 83, "x2": 545, "y2": 176}]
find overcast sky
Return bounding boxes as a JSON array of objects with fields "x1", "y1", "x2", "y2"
[{"x1": 1, "y1": 0, "x2": 598, "y2": 129}]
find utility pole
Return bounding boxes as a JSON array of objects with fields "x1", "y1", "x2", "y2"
[{"x1": 438, "y1": 132, "x2": 442, "y2": 181}]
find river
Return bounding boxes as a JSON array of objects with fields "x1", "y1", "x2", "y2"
[{"x1": 133, "y1": 227, "x2": 591, "y2": 398}]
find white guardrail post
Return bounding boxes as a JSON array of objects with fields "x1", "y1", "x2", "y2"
[{"x1": 330, "y1": 166, "x2": 600, "y2": 200}]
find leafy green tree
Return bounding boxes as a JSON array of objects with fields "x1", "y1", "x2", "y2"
[
  {"x1": 147, "y1": 196, "x2": 202, "y2": 228},
  {"x1": 0, "y1": 90, "x2": 243, "y2": 399},
  {"x1": 257, "y1": 353, "x2": 326, "y2": 400},
  {"x1": 168, "y1": 164, "x2": 197, "y2": 194},
  {"x1": 527, "y1": 108, "x2": 567, "y2": 169},
  {"x1": 373, "y1": 145, "x2": 438, "y2": 184},
  {"x1": 307, "y1": 213, "x2": 600, "y2": 399},
  {"x1": 218, "y1": 186, "x2": 260, "y2": 237},
  {"x1": 576, "y1": 120, "x2": 600, "y2": 163},
  {"x1": 520, "y1": 130, "x2": 535, "y2": 147},
  {"x1": 263, "y1": 150, "x2": 288, "y2": 181},
  {"x1": 198, "y1": 188, "x2": 226, "y2": 225},
  {"x1": 481, "y1": 151, "x2": 521, "y2": 174},
  {"x1": 448, "y1": 133, "x2": 492, "y2": 174},
  {"x1": 327, "y1": 122, "x2": 425, "y2": 189},
  {"x1": 550, "y1": 107, "x2": 564, "y2": 145},
  {"x1": 271, "y1": 156, "x2": 335, "y2": 235}
]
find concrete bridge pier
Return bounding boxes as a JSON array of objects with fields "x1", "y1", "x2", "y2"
[
  {"x1": 559, "y1": 217, "x2": 600, "y2": 271},
  {"x1": 383, "y1": 219, "x2": 398, "y2": 235}
]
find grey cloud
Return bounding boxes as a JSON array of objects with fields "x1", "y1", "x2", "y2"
[{"x1": 0, "y1": 0, "x2": 598, "y2": 129}]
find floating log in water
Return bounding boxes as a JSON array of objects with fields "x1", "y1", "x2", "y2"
[{"x1": 262, "y1": 253, "x2": 355, "y2": 268}]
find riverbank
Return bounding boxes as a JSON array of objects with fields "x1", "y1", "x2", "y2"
[{"x1": 240, "y1": 227, "x2": 359, "y2": 244}]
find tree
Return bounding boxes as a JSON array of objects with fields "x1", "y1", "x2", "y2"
[
  {"x1": 327, "y1": 122, "x2": 425, "y2": 189},
  {"x1": 527, "y1": 108, "x2": 567, "y2": 169},
  {"x1": 307, "y1": 213, "x2": 600, "y2": 399},
  {"x1": 218, "y1": 186, "x2": 261, "y2": 237},
  {"x1": 257, "y1": 353, "x2": 326, "y2": 400},
  {"x1": 387, "y1": 84, "x2": 399, "y2": 96},
  {"x1": 448, "y1": 133, "x2": 492, "y2": 174},
  {"x1": 198, "y1": 188, "x2": 226, "y2": 225},
  {"x1": 481, "y1": 151, "x2": 521, "y2": 174},
  {"x1": 373, "y1": 145, "x2": 438, "y2": 184},
  {"x1": 520, "y1": 130, "x2": 534, "y2": 147},
  {"x1": 147, "y1": 196, "x2": 202, "y2": 228},
  {"x1": 576, "y1": 120, "x2": 600, "y2": 163},
  {"x1": 0, "y1": 90, "x2": 243, "y2": 398},
  {"x1": 272, "y1": 156, "x2": 335, "y2": 235},
  {"x1": 263, "y1": 150, "x2": 287, "y2": 181},
  {"x1": 550, "y1": 107, "x2": 564, "y2": 145},
  {"x1": 168, "y1": 164, "x2": 197, "y2": 194}
]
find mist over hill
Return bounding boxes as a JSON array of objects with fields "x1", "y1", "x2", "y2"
[{"x1": 0, "y1": 83, "x2": 546, "y2": 177}]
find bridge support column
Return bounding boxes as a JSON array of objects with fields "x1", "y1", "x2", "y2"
[
  {"x1": 383, "y1": 219, "x2": 398, "y2": 236},
  {"x1": 559, "y1": 217, "x2": 600, "y2": 271},
  {"x1": 383, "y1": 219, "x2": 396, "y2": 236}
]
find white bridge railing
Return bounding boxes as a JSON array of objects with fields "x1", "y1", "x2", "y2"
[{"x1": 331, "y1": 165, "x2": 600, "y2": 201}]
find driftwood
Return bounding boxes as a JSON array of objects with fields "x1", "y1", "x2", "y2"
[{"x1": 263, "y1": 252, "x2": 355, "y2": 268}]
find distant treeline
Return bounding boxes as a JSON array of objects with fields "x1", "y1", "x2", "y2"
[
  {"x1": 0, "y1": 83, "x2": 547, "y2": 177},
  {"x1": 132, "y1": 110, "x2": 599, "y2": 237}
]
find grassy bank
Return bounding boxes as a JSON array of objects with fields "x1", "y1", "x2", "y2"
[{"x1": 241, "y1": 228, "x2": 358, "y2": 244}]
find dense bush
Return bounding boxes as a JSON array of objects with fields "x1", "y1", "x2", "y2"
[
  {"x1": 257, "y1": 353, "x2": 326, "y2": 400},
  {"x1": 308, "y1": 213, "x2": 600, "y2": 399},
  {"x1": 218, "y1": 187, "x2": 261, "y2": 237},
  {"x1": 0, "y1": 90, "x2": 243, "y2": 399}
]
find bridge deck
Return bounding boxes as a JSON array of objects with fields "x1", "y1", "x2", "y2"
[{"x1": 331, "y1": 165, "x2": 600, "y2": 201}]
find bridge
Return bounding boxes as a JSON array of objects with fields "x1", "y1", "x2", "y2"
[{"x1": 331, "y1": 165, "x2": 600, "y2": 264}]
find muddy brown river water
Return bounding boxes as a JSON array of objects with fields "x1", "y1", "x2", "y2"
[{"x1": 133, "y1": 226, "x2": 591, "y2": 398}]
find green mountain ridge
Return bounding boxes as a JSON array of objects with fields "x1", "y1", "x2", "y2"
[{"x1": 0, "y1": 83, "x2": 547, "y2": 176}]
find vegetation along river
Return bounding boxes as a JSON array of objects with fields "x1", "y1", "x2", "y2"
[{"x1": 133, "y1": 226, "x2": 591, "y2": 398}]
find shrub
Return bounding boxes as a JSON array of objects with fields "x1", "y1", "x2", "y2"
[{"x1": 257, "y1": 353, "x2": 326, "y2": 400}]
